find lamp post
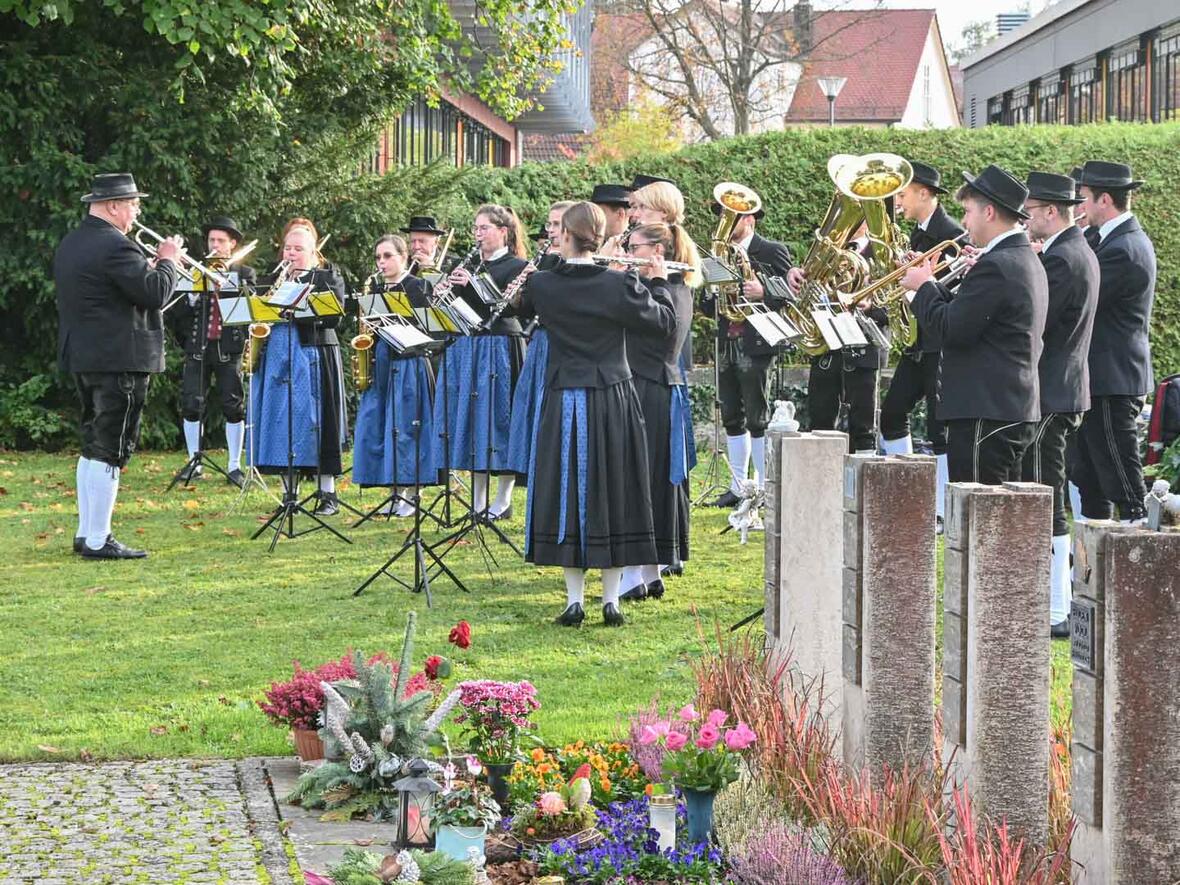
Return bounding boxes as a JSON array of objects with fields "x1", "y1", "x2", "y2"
[{"x1": 817, "y1": 76, "x2": 847, "y2": 127}]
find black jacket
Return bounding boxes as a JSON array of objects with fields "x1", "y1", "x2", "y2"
[
  {"x1": 171, "y1": 263, "x2": 257, "y2": 356},
  {"x1": 1038, "y1": 226, "x2": 1098, "y2": 414},
  {"x1": 626, "y1": 273, "x2": 693, "y2": 386},
  {"x1": 913, "y1": 231, "x2": 1047, "y2": 423},
  {"x1": 907, "y1": 204, "x2": 966, "y2": 354},
  {"x1": 459, "y1": 252, "x2": 529, "y2": 336},
  {"x1": 700, "y1": 232, "x2": 793, "y2": 355},
  {"x1": 55, "y1": 215, "x2": 180, "y2": 374},
  {"x1": 1088, "y1": 216, "x2": 1156, "y2": 397},
  {"x1": 293, "y1": 266, "x2": 346, "y2": 347},
  {"x1": 521, "y1": 263, "x2": 676, "y2": 390}
]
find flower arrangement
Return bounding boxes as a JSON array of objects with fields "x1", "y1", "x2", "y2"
[
  {"x1": 640, "y1": 705, "x2": 756, "y2": 792},
  {"x1": 454, "y1": 679, "x2": 540, "y2": 764},
  {"x1": 432, "y1": 757, "x2": 502, "y2": 831},
  {"x1": 325, "y1": 846, "x2": 475, "y2": 885},
  {"x1": 508, "y1": 741, "x2": 646, "y2": 808},
  {"x1": 510, "y1": 764, "x2": 599, "y2": 843}
]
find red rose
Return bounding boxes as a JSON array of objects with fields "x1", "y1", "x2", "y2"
[
  {"x1": 424, "y1": 655, "x2": 443, "y2": 680},
  {"x1": 448, "y1": 621, "x2": 472, "y2": 649}
]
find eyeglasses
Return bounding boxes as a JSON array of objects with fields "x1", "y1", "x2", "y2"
[
  {"x1": 471, "y1": 224, "x2": 503, "y2": 234},
  {"x1": 627, "y1": 241, "x2": 654, "y2": 253}
]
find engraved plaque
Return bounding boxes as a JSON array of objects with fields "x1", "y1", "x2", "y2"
[{"x1": 1071, "y1": 598, "x2": 1097, "y2": 672}]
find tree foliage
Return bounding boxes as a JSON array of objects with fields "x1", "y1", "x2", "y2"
[{"x1": 582, "y1": 93, "x2": 683, "y2": 163}]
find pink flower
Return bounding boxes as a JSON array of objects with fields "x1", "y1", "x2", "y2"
[
  {"x1": 706, "y1": 708, "x2": 728, "y2": 728},
  {"x1": 639, "y1": 725, "x2": 661, "y2": 745},
  {"x1": 665, "y1": 730, "x2": 688, "y2": 751},
  {"x1": 724, "y1": 721, "x2": 758, "y2": 751},
  {"x1": 538, "y1": 791, "x2": 567, "y2": 816},
  {"x1": 678, "y1": 704, "x2": 699, "y2": 722},
  {"x1": 466, "y1": 755, "x2": 483, "y2": 776},
  {"x1": 696, "y1": 722, "x2": 721, "y2": 750}
]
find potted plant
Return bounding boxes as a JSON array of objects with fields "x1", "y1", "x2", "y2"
[
  {"x1": 259, "y1": 655, "x2": 356, "y2": 761},
  {"x1": 431, "y1": 757, "x2": 502, "y2": 860},
  {"x1": 639, "y1": 705, "x2": 758, "y2": 843},
  {"x1": 510, "y1": 765, "x2": 602, "y2": 850},
  {"x1": 454, "y1": 679, "x2": 540, "y2": 808}
]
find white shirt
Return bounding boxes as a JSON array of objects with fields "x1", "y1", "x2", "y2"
[
  {"x1": 1098, "y1": 210, "x2": 1134, "y2": 243},
  {"x1": 735, "y1": 232, "x2": 754, "y2": 253},
  {"x1": 564, "y1": 257, "x2": 595, "y2": 265},
  {"x1": 485, "y1": 247, "x2": 508, "y2": 262},
  {"x1": 1040, "y1": 225, "x2": 1071, "y2": 253},
  {"x1": 980, "y1": 226, "x2": 1024, "y2": 254}
]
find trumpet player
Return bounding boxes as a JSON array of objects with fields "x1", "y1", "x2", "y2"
[
  {"x1": 403, "y1": 215, "x2": 447, "y2": 274},
  {"x1": 172, "y1": 215, "x2": 256, "y2": 488},
  {"x1": 56, "y1": 172, "x2": 181, "y2": 559}
]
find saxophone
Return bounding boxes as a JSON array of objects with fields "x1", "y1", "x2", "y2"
[{"x1": 350, "y1": 274, "x2": 379, "y2": 393}]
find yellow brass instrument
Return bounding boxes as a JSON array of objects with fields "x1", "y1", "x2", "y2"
[
  {"x1": 414, "y1": 227, "x2": 454, "y2": 275},
  {"x1": 132, "y1": 220, "x2": 231, "y2": 286},
  {"x1": 351, "y1": 275, "x2": 378, "y2": 393},
  {"x1": 711, "y1": 182, "x2": 763, "y2": 322},
  {"x1": 242, "y1": 322, "x2": 271, "y2": 375},
  {"x1": 844, "y1": 236, "x2": 971, "y2": 306}
]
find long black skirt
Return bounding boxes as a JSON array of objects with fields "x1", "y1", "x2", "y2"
[
  {"x1": 633, "y1": 376, "x2": 690, "y2": 565},
  {"x1": 525, "y1": 380, "x2": 657, "y2": 568}
]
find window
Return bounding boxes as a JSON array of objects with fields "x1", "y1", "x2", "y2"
[
  {"x1": 987, "y1": 95, "x2": 1004, "y2": 125},
  {"x1": 364, "y1": 97, "x2": 512, "y2": 173},
  {"x1": 1003, "y1": 85, "x2": 1034, "y2": 125},
  {"x1": 1106, "y1": 41, "x2": 1148, "y2": 122},
  {"x1": 1068, "y1": 62, "x2": 1102, "y2": 124},
  {"x1": 1037, "y1": 74, "x2": 1063, "y2": 124},
  {"x1": 970, "y1": 96, "x2": 977, "y2": 127},
  {"x1": 1154, "y1": 25, "x2": 1180, "y2": 122},
  {"x1": 923, "y1": 63, "x2": 932, "y2": 124}
]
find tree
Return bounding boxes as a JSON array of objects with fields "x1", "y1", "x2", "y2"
[
  {"x1": 582, "y1": 94, "x2": 683, "y2": 162},
  {"x1": 947, "y1": 18, "x2": 997, "y2": 64},
  {"x1": 602, "y1": 0, "x2": 885, "y2": 140}
]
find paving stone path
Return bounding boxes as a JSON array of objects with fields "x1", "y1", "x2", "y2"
[{"x1": 0, "y1": 759, "x2": 293, "y2": 884}]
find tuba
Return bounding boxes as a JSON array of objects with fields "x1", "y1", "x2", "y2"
[{"x1": 711, "y1": 182, "x2": 763, "y2": 322}]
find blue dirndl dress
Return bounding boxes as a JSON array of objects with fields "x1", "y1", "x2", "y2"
[
  {"x1": 352, "y1": 340, "x2": 435, "y2": 486},
  {"x1": 251, "y1": 323, "x2": 322, "y2": 471},
  {"x1": 429, "y1": 333, "x2": 515, "y2": 474},
  {"x1": 506, "y1": 326, "x2": 549, "y2": 477}
]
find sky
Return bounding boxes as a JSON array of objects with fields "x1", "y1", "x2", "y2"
[{"x1": 820, "y1": 0, "x2": 1057, "y2": 51}]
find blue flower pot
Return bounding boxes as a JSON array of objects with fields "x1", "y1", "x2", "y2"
[
  {"x1": 434, "y1": 823, "x2": 488, "y2": 861},
  {"x1": 681, "y1": 787, "x2": 716, "y2": 844}
]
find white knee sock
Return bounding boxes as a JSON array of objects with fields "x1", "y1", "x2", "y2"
[
  {"x1": 492, "y1": 475, "x2": 516, "y2": 514},
  {"x1": 471, "y1": 472, "x2": 489, "y2": 513},
  {"x1": 750, "y1": 435, "x2": 766, "y2": 489},
  {"x1": 85, "y1": 459, "x2": 120, "y2": 550},
  {"x1": 935, "y1": 453, "x2": 949, "y2": 521},
  {"x1": 225, "y1": 421, "x2": 245, "y2": 471},
  {"x1": 620, "y1": 565, "x2": 643, "y2": 592},
  {"x1": 727, "y1": 433, "x2": 751, "y2": 493},
  {"x1": 601, "y1": 567, "x2": 623, "y2": 606},
  {"x1": 641, "y1": 564, "x2": 660, "y2": 585},
  {"x1": 76, "y1": 457, "x2": 92, "y2": 541},
  {"x1": 1050, "y1": 534, "x2": 1071, "y2": 624},
  {"x1": 563, "y1": 568, "x2": 586, "y2": 607},
  {"x1": 317, "y1": 474, "x2": 336, "y2": 495},
  {"x1": 394, "y1": 487, "x2": 416, "y2": 517},
  {"x1": 1068, "y1": 482, "x2": 1085, "y2": 524},
  {"x1": 183, "y1": 419, "x2": 201, "y2": 458},
  {"x1": 880, "y1": 435, "x2": 913, "y2": 455}
]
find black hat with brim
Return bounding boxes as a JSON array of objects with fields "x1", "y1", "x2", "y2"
[
  {"x1": 202, "y1": 215, "x2": 245, "y2": 241},
  {"x1": 1026, "y1": 171, "x2": 1084, "y2": 205},
  {"x1": 1076, "y1": 160, "x2": 1144, "y2": 191},
  {"x1": 400, "y1": 215, "x2": 447, "y2": 235},
  {"x1": 81, "y1": 172, "x2": 149, "y2": 203},
  {"x1": 960, "y1": 165, "x2": 1030, "y2": 220},
  {"x1": 909, "y1": 161, "x2": 948, "y2": 194},
  {"x1": 590, "y1": 183, "x2": 633, "y2": 207},
  {"x1": 630, "y1": 174, "x2": 678, "y2": 190}
]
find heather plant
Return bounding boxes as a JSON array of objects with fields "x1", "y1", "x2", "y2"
[
  {"x1": 727, "y1": 819, "x2": 852, "y2": 885},
  {"x1": 259, "y1": 654, "x2": 361, "y2": 731}
]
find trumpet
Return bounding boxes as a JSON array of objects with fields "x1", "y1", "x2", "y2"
[
  {"x1": 132, "y1": 220, "x2": 231, "y2": 287},
  {"x1": 590, "y1": 254, "x2": 694, "y2": 272},
  {"x1": 844, "y1": 234, "x2": 970, "y2": 309}
]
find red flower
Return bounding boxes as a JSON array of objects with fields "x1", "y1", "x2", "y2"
[
  {"x1": 448, "y1": 621, "x2": 472, "y2": 649},
  {"x1": 424, "y1": 655, "x2": 443, "y2": 680}
]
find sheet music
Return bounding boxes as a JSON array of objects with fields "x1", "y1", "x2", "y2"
[
  {"x1": 702, "y1": 256, "x2": 741, "y2": 286},
  {"x1": 265, "y1": 280, "x2": 312, "y2": 308}
]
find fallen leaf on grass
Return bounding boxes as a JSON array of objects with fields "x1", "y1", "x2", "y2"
[
  {"x1": 149, "y1": 725, "x2": 168, "y2": 736},
  {"x1": 218, "y1": 695, "x2": 230, "y2": 705},
  {"x1": 182, "y1": 499, "x2": 200, "y2": 510},
  {"x1": 352, "y1": 837, "x2": 374, "y2": 846},
  {"x1": 178, "y1": 723, "x2": 191, "y2": 732},
  {"x1": 183, "y1": 521, "x2": 205, "y2": 531},
  {"x1": 196, "y1": 679, "x2": 210, "y2": 687},
  {"x1": 222, "y1": 528, "x2": 239, "y2": 537},
  {"x1": 83, "y1": 586, "x2": 108, "y2": 596},
  {"x1": 19, "y1": 502, "x2": 33, "y2": 511},
  {"x1": 135, "y1": 528, "x2": 146, "y2": 534},
  {"x1": 209, "y1": 834, "x2": 226, "y2": 845},
  {"x1": 37, "y1": 744, "x2": 62, "y2": 754},
  {"x1": 0, "y1": 486, "x2": 7, "y2": 495}
]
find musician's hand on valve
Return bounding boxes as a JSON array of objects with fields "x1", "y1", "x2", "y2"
[
  {"x1": 960, "y1": 244, "x2": 981, "y2": 268},
  {"x1": 156, "y1": 235, "x2": 183, "y2": 263},
  {"x1": 449, "y1": 267, "x2": 473, "y2": 287},
  {"x1": 741, "y1": 278, "x2": 764, "y2": 300},
  {"x1": 901, "y1": 256, "x2": 935, "y2": 293},
  {"x1": 786, "y1": 267, "x2": 805, "y2": 294}
]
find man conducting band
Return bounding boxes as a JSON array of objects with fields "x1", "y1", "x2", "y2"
[
  {"x1": 56, "y1": 173, "x2": 181, "y2": 559},
  {"x1": 1071, "y1": 161, "x2": 1157, "y2": 524},
  {"x1": 881, "y1": 161, "x2": 965, "y2": 523},
  {"x1": 173, "y1": 215, "x2": 256, "y2": 487},
  {"x1": 902, "y1": 165, "x2": 1048, "y2": 485},
  {"x1": 1021, "y1": 171, "x2": 1099, "y2": 638},
  {"x1": 700, "y1": 202, "x2": 793, "y2": 507}
]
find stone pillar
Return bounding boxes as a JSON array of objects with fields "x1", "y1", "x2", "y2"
[
  {"x1": 842, "y1": 454, "x2": 937, "y2": 774},
  {"x1": 1071, "y1": 525, "x2": 1180, "y2": 883},
  {"x1": 944, "y1": 481, "x2": 1053, "y2": 846},
  {"x1": 764, "y1": 430, "x2": 847, "y2": 716}
]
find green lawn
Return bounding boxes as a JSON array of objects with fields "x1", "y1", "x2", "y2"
[{"x1": 0, "y1": 450, "x2": 1071, "y2": 763}]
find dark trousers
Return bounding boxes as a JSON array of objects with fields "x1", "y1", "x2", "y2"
[
  {"x1": 75, "y1": 371, "x2": 150, "y2": 468},
  {"x1": 181, "y1": 345, "x2": 245, "y2": 423},
  {"x1": 718, "y1": 338, "x2": 772, "y2": 438},
  {"x1": 808, "y1": 352, "x2": 879, "y2": 452},
  {"x1": 1072, "y1": 395, "x2": 1148, "y2": 521},
  {"x1": 1021, "y1": 412, "x2": 1083, "y2": 536},
  {"x1": 880, "y1": 352, "x2": 947, "y2": 453},
  {"x1": 946, "y1": 418, "x2": 1037, "y2": 485}
]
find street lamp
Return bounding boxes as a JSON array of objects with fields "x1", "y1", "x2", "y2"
[{"x1": 817, "y1": 76, "x2": 847, "y2": 127}]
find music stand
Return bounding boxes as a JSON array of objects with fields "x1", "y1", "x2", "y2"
[
  {"x1": 693, "y1": 257, "x2": 744, "y2": 505},
  {"x1": 167, "y1": 270, "x2": 237, "y2": 490},
  {"x1": 245, "y1": 281, "x2": 352, "y2": 551}
]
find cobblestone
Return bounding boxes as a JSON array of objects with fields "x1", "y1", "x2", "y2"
[{"x1": 0, "y1": 760, "x2": 268, "y2": 884}]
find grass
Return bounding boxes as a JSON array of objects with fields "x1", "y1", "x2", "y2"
[{"x1": 0, "y1": 449, "x2": 1072, "y2": 763}]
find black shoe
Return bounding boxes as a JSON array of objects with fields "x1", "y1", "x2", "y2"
[
  {"x1": 226, "y1": 468, "x2": 246, "y2": 489},
  {"x1": 175, "y1": 463, "x2": 203, "y2": 484},
  {"x1": 488, "y1": 504, "x2": 513, "y2": 522},
  {"x1": 75, "y1": 534, "x2": 114, "y2": 554},
  {"x1": 1050, "y1": 618, "x2": 1071, "y2": 639},
  {"x1": 80, "y1": 537, "x2": 148, "y2": 560},
  {"x1": 711, "y1": 490, "x2": 740, "y2": 508},
  {"x1": 602, "y1": 603, "x2": 626, "y2": 627},
  {"x1": 620, "y1": 582, "x2": 648, "y2": 602},
  {"x1": 314, "y1": 493, "x2": 340, "y2": 516},
  {"x1": 646, "y1": 579, "x2": 666, "y2": 600},
  {"x1": 661, "y1": 564, "x2": 684, "y2": 578},
  {"x1": 554, "y1": 603, "x2": 585, "y2": 627}
]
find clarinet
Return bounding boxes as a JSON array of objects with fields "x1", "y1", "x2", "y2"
[
  {"x1": 487, "y1": 241, "x2": 552, "y2": 327},
  {"x1": 428, "y1": 247, "x2": 481, "y2": 307}
]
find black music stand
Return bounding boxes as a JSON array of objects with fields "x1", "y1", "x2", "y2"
[
  {"x1": 247, "y1": 281, "x2": 352, "y2": 551},
  {"x1": 168, "y1": 270, "x2": 235, "y2": 490}
]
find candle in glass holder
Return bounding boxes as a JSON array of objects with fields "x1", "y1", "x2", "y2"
[{"x1": 649, "y1": 794, "x2": 677, "y2": 852}]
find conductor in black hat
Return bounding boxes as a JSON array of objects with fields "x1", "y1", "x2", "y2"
[{"x1": 55, "y1": 172, "x2": 183, "y2": 559}]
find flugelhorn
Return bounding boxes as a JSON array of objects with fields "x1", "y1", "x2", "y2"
[{"x1": 131, "y1": 220, "x2": 231, "y2": 287}]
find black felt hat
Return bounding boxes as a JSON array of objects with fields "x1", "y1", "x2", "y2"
[
  {"x1": 590, "y1": 183, "x2": 633, "y2": 207},
  {"x1": 960, "y1": 165, "x2": 1030, "y2": 220},
  {"x1": 400, "y1": 215, "x2": 447, "y2": 235},
  {"x1": 1025, "y1": 172, "x2": 1084, "y2": 205},
  {"x1": 909, "y1": 161, "x2": 948, "y2": 194},
  {"x1": 1076, "y1": 160, "x2": 1144, "y2": 191},
  {"x1": 202, "y1": 215, "x2": 245, "y2": 241},
  {"x1": 80, "y1": 172, "x2": 149, "y2": 203},
  {"x1": 630, "y1": 174, "x2": 678, "y2": 190}
]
